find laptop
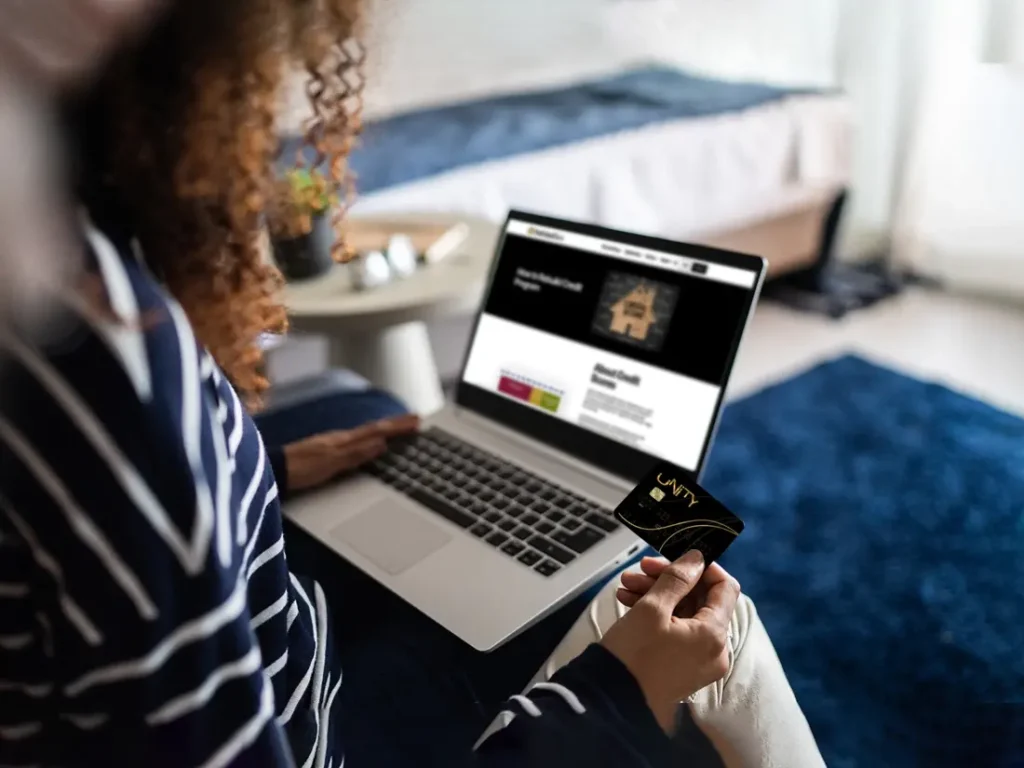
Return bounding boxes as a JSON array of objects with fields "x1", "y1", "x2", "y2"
[{"x1": 285, "y1": 211, "x2": 766, "y2": 651}]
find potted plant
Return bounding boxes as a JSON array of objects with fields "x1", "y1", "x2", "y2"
[{"x1": 270, "y1": 167, "x2": 339, "y2": 280}]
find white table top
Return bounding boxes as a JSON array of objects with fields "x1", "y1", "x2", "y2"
[{"x1": 284, "y1": 214, "x2": 500, "y2": 331}]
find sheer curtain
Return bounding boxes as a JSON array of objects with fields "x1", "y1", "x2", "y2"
[{"x1": 893, "y1": 0, "x2": 1024, "y2": 298}]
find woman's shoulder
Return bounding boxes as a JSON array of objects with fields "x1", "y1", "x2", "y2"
[{"x1": 0, "y1": 223, "x2": 220, "y2": 504}]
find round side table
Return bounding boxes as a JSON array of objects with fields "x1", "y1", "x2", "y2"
[{"x1": 283, "y1": 214, "x2": 500, "y2": 415}]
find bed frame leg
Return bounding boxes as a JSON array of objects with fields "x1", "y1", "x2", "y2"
[{"x1": 781, "y1": 188, "x2": 849, "y2": 292}]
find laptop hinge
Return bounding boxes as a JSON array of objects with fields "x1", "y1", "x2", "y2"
[{"x1": 450, "y1": 405, "x2": 635, "y2": 492}]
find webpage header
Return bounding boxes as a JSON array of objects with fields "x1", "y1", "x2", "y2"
[{"x1": 506, "y1": 219, "x2": 758, "y2": 289}]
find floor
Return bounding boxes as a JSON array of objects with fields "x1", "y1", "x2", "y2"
[{"x1": 729, "y1": 286, "x2": 1024, "y2": 418}]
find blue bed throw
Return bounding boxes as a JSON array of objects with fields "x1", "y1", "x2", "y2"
[{"x1": 347, "y1": 66, "x2": 807, "y2": 194}]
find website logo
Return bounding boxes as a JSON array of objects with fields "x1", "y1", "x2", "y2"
[{"x1": 526, "y1": 226, "x2": 564, "y2": 243}]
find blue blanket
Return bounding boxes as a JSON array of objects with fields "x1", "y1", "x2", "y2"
[{"x1": 347, "y1": 67, "x2": 805, "y2": 194}]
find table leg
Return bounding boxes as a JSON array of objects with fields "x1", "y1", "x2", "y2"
[{"x1": 327, "y1": 321, "x2": 446, "y2": 416}]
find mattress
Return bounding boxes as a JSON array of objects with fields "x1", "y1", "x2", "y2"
[
  {"x1": 346, "y1": 67, "x2": 813, "y2": 195},
  {"x1": 349, "y1": 91, "x2": 852, "y2": 243}
]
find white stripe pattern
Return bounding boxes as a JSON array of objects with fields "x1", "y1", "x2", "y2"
[
  {"x1": 315, "y1": 670, "x2": 345, "y2": 768},
  {"x1": 59, "y1": 713, "x2": 109, "y2": 730},
  {"x1": 227, "y1": 386, "x2": 245, "y2": 458},
  {"x1": 528, "y1": 682, "x2": 587, "y2": 714},
  {"x1": 0, "y1": 334, "x2": 209, "y2": 574},
  {"x1": 146, "y1": 647, "x2": 263, "y2": 725},
  {"x1": 0, "y1": 500, "x2": 102, "y2": 645},
  {"x1": 165, "y1": 300, "x2": 218, "y2": 570},
  {"x1": 0, "y1": 635, "x2": 33, "y2": 651},
  {"x1": 265, "y1": 649, "x2": 289, "y2": 679},
  {"x1": 509, "y1": 694, "x2": 542, "y2": 717},
  {"x1": 247, "y1": 537, "x2": 285, "y2": 581},
  {"x1": 197, "y1": 679, "x2": 275, "y2": 768},
  {"x1": 286, "y1": 602, "x2": 300, "y2": 631},
  {"x1": 236, "y1": 445, "x2": 266, "y2": 547},
  {"x1": 0, "y1": 721, "x2": 42, "y2": 740},
  {"x1": 82, "y1": 225, "x2": 152, "y2": 401},
  {"x1": 301, "y1": 583, "x2": 330, "y2": 768},
  {"x1": 241, "y1": 487, "x2": 275, "y2": 569},
  {"x1": 0, "y1": 682, "x2": 52, "y2": 698},
  {"x1": 65, "y1": 577, "x2": 248, "y2": 697},
  {"x1": 209, "y1": 391, "x2": 234, "y2": 569},
  {"x1": 278, "y1": 576, "x2": 317, "y2": 726},
  {"x1": 250, "y1": 592, "x2": 288, "y2": 632},
  {"x1": 0, "y1": 417, "x2": 157, "y2": 621}
]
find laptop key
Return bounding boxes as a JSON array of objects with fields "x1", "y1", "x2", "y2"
[
  {"x1": 563, "y1": 518, "x2": 582, "y2": 531},
  {"x1": 408, "y1": 488, "x2": 475, "y2": 529},
  {"x1": 498, "y1": 518, "x2": 518, "y2": 532},
  {"x1": 535, "y1": 522, "x2": 555, "y2": 536},
  {"x1": 535, "y1": 560, "x2": 561, "y2": 577},
  {"x1": 568, "y1": 503, "x2": 590, "y2": 517},
  {"x1": 492, "y1": 498, "x2": 510, "y2": 510},
  {"x1": 530, "y1": 501, "x2": 551, "y2": 514},
  {"x1": 545, "y1": 510, "x2": 566, "y2": 524},
  {"x1": 486, "y1": 532, "x2": 509, "y2": 547},
  {"x1": 506, "y1": 504, "x2": 527, "y2": 519},
  {"x1": 518, "y1": 550, "x2": 542, "y2": 567},
  {"x1": 552, "y1": 526, "x2": 605, "y2": 554},
  {"x1": 502, "y1": 541, "x2": 525, "y2": 557},
  {"x1": 528, "y1": 536, "x2": 575, "y2": 565},
  {"x1": 469, "y1": 523, "x2": 491, "y2": 538},
  {"x1": 585, "y1": 513, "x2": 619, "y2": 533},
  {"x1": 512, "y1": 527, "x2": 532, "y2": 541},
  {"x1": 553, "y1": 496, "x2": 572, "y2": 509},
  {"x1": 521, "y1": 513, "x2": 540, "y2": 526},
  {"x1": 483, "y1": 511, "x2": 502, "y2": 524}
]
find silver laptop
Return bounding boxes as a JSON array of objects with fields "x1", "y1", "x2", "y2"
[{"x1": 285, "y1": 211, "x2": 766, "y2": 651}]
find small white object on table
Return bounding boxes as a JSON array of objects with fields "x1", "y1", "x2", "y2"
[{"x1": 283, "y1": 214, "x2": 500, "y2": 416}]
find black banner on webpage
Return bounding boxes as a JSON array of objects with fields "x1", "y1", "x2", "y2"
[{"x1": 482, "y1": 233, "x2": 754, "y2": 387}]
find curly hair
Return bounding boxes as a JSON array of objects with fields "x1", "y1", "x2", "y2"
[{"x1": 68, "y1": 0, "x2": 365, "y2": 399}]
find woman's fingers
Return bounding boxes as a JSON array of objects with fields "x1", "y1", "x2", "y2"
[
  {"x1": 639, "y1": 556, "x2": 671, "y2": 577},
  {"x1": 334, "y1": 415, "x2": 420, "y2": 446},
  {"x1": 620, "y1": 570, "x2": 657, "y2": 594},
  {"x1": 616, "y1": 588, "x2": 641, "y2": 608},
  {"x1": 692, "y1": 565, "x2": 741, "y2": 630},
  {"x1": 334, "y1": 436, "x2": 387, "y2": 471}
]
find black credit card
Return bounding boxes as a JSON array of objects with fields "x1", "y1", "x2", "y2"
[{"x1": 613, "y1": 461, "x2": 744, "y2": 565}]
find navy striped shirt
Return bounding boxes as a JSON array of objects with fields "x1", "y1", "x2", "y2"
[
  {"x1": 0, "y1": 224, "x2": 678, "y2": 768},
  {"x1": 0, "y1": 227, "x2": 339, "y2": 767}
]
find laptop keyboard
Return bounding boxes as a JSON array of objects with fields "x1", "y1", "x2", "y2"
[{"x1": 365, "y1": 427, "x2": 620, "y2": 578}]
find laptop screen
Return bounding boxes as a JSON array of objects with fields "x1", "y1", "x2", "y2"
[{"x1": 457, "y1": 212, "x2": 764, "y2": 481}]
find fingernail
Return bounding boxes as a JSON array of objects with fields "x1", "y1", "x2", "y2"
[{"x1": 681, "y1": 550, "x2": 704, "y2": 568}]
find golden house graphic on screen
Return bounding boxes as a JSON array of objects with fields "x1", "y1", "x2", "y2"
[{"x1": 609, "y1": 284, "x2": 658, "y2": 341}]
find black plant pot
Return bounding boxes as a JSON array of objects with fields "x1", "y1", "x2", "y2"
[{"x1": 272, "y1": 212, "x2": 335, "y2": 281}]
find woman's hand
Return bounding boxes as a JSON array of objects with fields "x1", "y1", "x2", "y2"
[
  {"x1": 600, "y1": 551, "x2": 741, "y2": 733},
  {"x1": 283, "y1": 414, "x2": 420, "y2": 493}
]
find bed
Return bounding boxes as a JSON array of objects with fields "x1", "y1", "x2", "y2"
[{"x1": 344, "y1": 66, "x2": 852, "y2": 278}]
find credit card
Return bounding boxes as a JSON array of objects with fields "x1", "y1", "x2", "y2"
[{"x1": 613, "y1": 461, "x2": 744, "y2": 565}]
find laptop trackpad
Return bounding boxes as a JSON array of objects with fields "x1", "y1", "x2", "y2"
[{"x1": 331, "y1": 502, "x2": 452, "y2": 576}]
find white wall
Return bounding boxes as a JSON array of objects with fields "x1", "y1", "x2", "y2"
[
  {"x1": 359, "y1": 0, "x2": 842, "y2": 120},
  {"x1": 894, "y1": 0, "x2": 1024, "y2": 299}
]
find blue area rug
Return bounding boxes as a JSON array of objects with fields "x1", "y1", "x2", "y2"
[{"x1": 703, "y1": 356, "x2": 1024, "y2": 767}]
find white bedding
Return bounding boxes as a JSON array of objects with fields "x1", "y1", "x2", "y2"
[{"x1": 350, "y1": 94, "x2": 852, "y2": 241}]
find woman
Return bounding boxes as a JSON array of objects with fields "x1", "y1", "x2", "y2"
[{"x1": 0, "y1": 1, "x2": 824, "y2": 766}]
